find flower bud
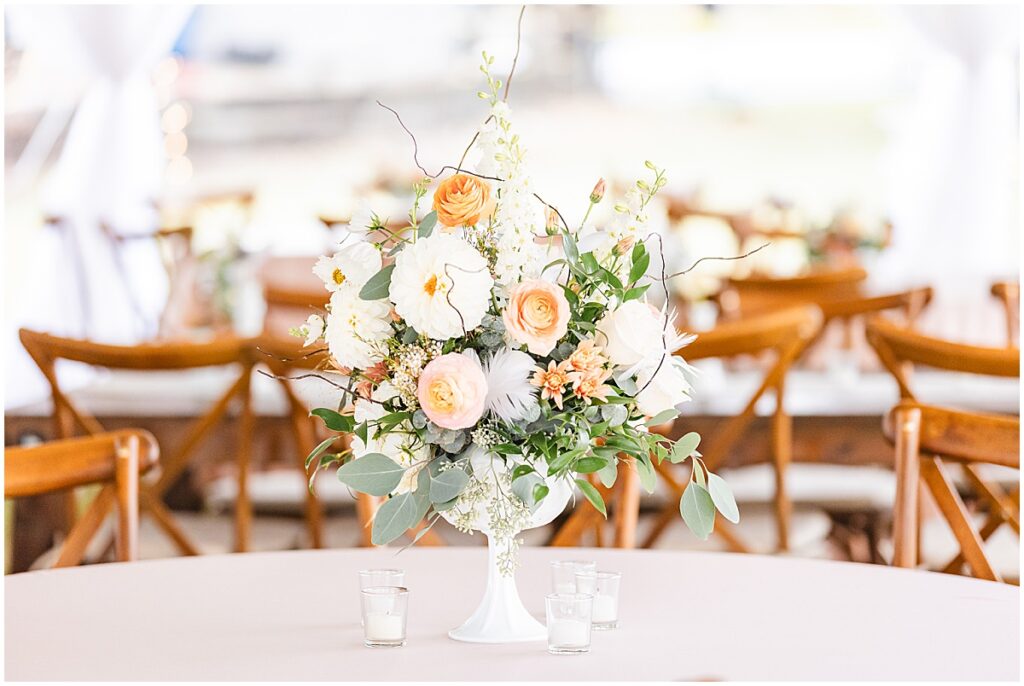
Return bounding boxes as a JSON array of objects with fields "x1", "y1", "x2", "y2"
[
  {"x1": 589, "y1": 178, "x2": 606, "y2": 204},
  {"x1": 613, "y1": 235, "x2": 636, "y2": 257},
  {"x1": 545, "y1": 207, "x2": 560, "y2": 236}
]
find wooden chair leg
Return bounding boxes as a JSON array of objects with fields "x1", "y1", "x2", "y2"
[
  {"x1": 640, "y1": 502, "x2": 679, "y2": 549},
  {"x1": 289, "y1": 404, "x2": 324, "y2": 549},
  {"x1": 356, "y1": 493, "x2": 379, "y2": 547},
  {"x1": 771, "y1": 398, "x2": 792, "y2": 552},
  {"x1": 613, "y1": 459, "x2": 640, "y2": 549},
  {"x1": 891, "y1": 406, "x2": 921, "y2": 569},
  {"x1": 139, "y1": 487, "x2": 201, "y2": 556},
  {"x1": 234, "y1": 369, "x2": 255, "y2": 553},
  {"x1": 113, "y1": 434, "x2": 140, "y2": 562},
  {"x1": 54, "y1": 487, "x2": 115, "y2": 568},
  {"x1": 551, "y1": 506, "x2": 601, "y2": 547}
]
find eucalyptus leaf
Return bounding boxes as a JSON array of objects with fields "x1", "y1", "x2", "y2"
[
  {"x1": 335, "y1": 453, "x2": 405, "y2": 496},
  {"x1": 635, "y1": 455, "x2": 657, "y2": 494},
  {"x1": 600, "y1": 404, "x2": 628, "y2": 427},
  {"x1": 597, "y1": 459, "x2": 618, "y2": 489},
  {"x1": 418, "y1": 211, "x2": 438, "y2": 238},
  {"x1": 644, "y1": 409, "x2": 678, "y2": 427},
  {"x1": 575, "y1": 478, "x2": 607, "y2": 517},
  {"x1": 707, "y1": 472, "x2": 740, "y2": 523},
  {"x1": 670, "y1": 432, "x2": 701, "y2": 463},
  {"x1": 359, "y1": 264, "x2": 396, "y2": 300},
  {"x1": 680, "y1": 482, "x2": 715, "y2": 540},
  {"x1": 371, "y1": 492, "x2": 418, "y2": 545},
  {"x1": 429, "y1": 468, "x2": 469, "y2": 504},
  {"x1": 512, "y1": 473, "x2": 543, "y2": 512}
]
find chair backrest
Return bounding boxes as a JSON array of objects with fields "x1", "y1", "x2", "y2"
[
  {"x1": 990, "y1": 281, "x2": 1019, "y2": 348},
  {"x1": 884, "y1": 402, "x2": 1019, "y2": 582},
  {"x1": 718, "y1": 266, "x2": 868, "y2": 319},
  {"x1": 865, "y1": 316, "x2": 1020, "y2": 400},
  {"x1": 5, "y1": 430, "x2": 160, "y2": 566},
  {"x1": 18, "y1": 328, "x2": 257, "y2": 553},
  {"x1": 639, "y1": 305, "x2": 822, "y2": 552}
]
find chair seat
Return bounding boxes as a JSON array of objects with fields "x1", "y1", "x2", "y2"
[
  {"x1": 719, "y1": 463, "x2": 896, "y2": 513},
  {"x1": 639, "y1": 503, "x2": 835, "y2": 557}
]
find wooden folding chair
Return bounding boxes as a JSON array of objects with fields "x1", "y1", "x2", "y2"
[
  {"x1": 884, "y1": 402, "x2": 1019, "y2": 583},
  {"x1": 990, "y1": 281, "x2": 1019, "y2": 348},
  {"x1": 866, "y1": 317, "x2": 1020, "y2": 573},
  {"x1": 640, "y1": 305, "x2": 822, "y2": 551},
  {"x1": 18, "y1": 328, "x2": 258, "y2": 555},
  {"x1": 5, "y1": 429, "x2": 160, "y2": 567}
]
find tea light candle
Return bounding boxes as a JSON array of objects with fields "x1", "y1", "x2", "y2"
[
  {"x1": 554, "y1": 581, "x2": 576, "y2": 594},
  {"x1": 365, "y1": 613, "x2": 404, "y2": 641},
  {"x1": 548, "y1": 618, "x2": 590, "y2": 648},
  {"x1": 592, "y1": 594, "x2": 617, "y2": 624}
]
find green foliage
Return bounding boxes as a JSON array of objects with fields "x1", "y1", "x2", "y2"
[
  {"x1": 336, "y1": 453, "x2": 406, "y2": 496},
  {"x1": 359, "y1": 264, "x2": 396, "y2": 300},
  {"x1": 575, "y1": 478, "x2": 607, "y2": 518},
  {"x1": 371, "y1": 492, "x2": 418, "y2": 545},
  {"x1": 310, "y1": 408, "x2": 354, "y2": 433},
  {"x1": 680, "y1": 482, "x2": 715, "y2": 540}
]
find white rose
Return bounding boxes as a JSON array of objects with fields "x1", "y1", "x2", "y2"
[
  {"x1": 595, "y1": 300, "x2": 668, "y2": 369},
  {"x1": 634, "y1": 358, "x2": 693, "y2": 417}
]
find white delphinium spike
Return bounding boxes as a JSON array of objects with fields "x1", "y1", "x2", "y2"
[{"x1": 482, "y1": 347, "x2": 539, "y2": 423}]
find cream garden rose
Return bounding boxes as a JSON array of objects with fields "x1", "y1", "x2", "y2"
[
  {"x1": 417, "y1": 352, "x2": 488, "y2": 429},
  {"x1": 503, "y1": 279, "x2": 570, "y2": 356}
]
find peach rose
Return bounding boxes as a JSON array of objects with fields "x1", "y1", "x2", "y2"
[
  {"x1": 417, "y1": 352, "x2": 488, "y2": 429},
  {"x1": 432, "y1": 174, "x2": 494, "y2": 228},
  {"x1": 503, "y1": 279, "x2": 570, "y2": 356}
]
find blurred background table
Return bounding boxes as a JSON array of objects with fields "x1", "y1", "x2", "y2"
[{"x1": 5, "y1": 547, "x2": 1017, "y2": 681}]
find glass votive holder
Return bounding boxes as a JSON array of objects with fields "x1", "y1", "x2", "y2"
[
  {"x1": 574, "y1": 570, "x2": 622, "y2": 630},
  {"x1": 360, "y1": 586, "x2": 408, "y2": 648},
  {"x1": 550, "y1": 560, "x2": 596, "y2": 594},
  {"x1": 358, "y1": 568, "x2": 405, "y2": 590},
  {"x1": 545, "y1": 593, "x2": 593, "y2": 655}
]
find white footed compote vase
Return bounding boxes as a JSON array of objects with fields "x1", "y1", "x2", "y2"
[{"x1": 441, "y1": 449, "x2": 573, "y2": 643}]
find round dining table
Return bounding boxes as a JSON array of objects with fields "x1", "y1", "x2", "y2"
[{"x1": 5, "y1": 547, "x2": 1018, "y2": 681}]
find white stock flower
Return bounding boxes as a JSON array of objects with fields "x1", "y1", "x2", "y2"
[
  {"x1": 324, "y1": 290, "x2": 392, "y2": 369},
  {"x1": 313, "y1": 240, "x2": 382, "y2": 293},
  {"x1": 595, "y1": 300, "x2": 694, "y2": 371},
  {"x1": 482, "y1": 347, "x2": 539, "y2": 423},
  {"x1": 389, "y1": 234, "x2": 494, "y2": 340},
  {"x1": 351, "y1": 382, "x2": 427, "y2": 494},
  {"x1": 634, "y1": 358, "x2": 693, "y2": 417}
]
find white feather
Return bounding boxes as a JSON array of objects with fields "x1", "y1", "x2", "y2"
[{"x1": 483, "y1": 347, "x2": 539, "y2": 423}]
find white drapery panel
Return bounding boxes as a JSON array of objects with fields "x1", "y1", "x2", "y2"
[
  {"x1": 876, "y1": 5, "x2": 1019, "y2": 344},
  {"x1": 5, "y1": 5, "x2": 193, "y2": 408}
]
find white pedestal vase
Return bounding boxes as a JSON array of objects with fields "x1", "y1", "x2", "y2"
[{"x1": 442, "y1": 449, "x2": 573, "y2": 644}]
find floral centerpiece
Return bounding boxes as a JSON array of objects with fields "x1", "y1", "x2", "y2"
[{"x1": 293, "y1": 50, "x2": 739, "y2": 643}]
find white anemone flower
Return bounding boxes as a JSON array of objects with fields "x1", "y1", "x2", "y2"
[
  {"x1": 389, "y1": 234, "x2": 494, "y2": 340},
  {"x1": 313, "y1": 240, "x2": 382, "y2": 293},
  {"x1": 324, "y1": 290, "x2": 392, "y2": 369},
  {"x1": 482, "y1": 347, "x2": 539, "y2": 423}
]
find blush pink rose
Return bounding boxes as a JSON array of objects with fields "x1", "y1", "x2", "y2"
[
  {"x1": 503, "y1": 279, "x2": 570, "y2": 356},
  {"x1": 417, "y1": 352, "x2": 488, "y2": 429}
]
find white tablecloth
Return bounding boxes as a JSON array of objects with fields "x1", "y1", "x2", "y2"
[{"x1": 5, "y1": 548, "x2": 1018, "y2": 680}]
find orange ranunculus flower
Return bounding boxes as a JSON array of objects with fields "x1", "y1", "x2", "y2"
[
  {"x1": 503, "y1": 279, "x2": 571, "y2": 356},
  {"x1": 432, "y1": 173, "x2": 494, "y2": 228}
]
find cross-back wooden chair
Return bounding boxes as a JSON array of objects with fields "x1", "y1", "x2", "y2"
[
  {"x1": 257, "y1": 290, "x2": 444, "y2": 547},
  {"x1": 866, "y1": 317, "x2": 1020, "y2": 576},
  {"x1": 18, "y1": 328, "x2": 258, "y2": 556},
  {"x1": 641, "y1": 305, "x2": 823, "y2": 552},
  {"x1": 885, "y1": 402, "x2": 1019, "y2": 583},
  {"x1": 5, "y1": 430, "x2": 160, "y2": 567},
  {"x1": 717, "y1": 266, "x2": 869, "y2": 320},
  {"x1": 990, "y1": 281, "x2": 1019, "y2": 348}
]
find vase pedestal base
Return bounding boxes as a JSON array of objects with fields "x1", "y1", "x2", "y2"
[{"x1": 447, "y1": 537, "x2": 546, "y2": 644}]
